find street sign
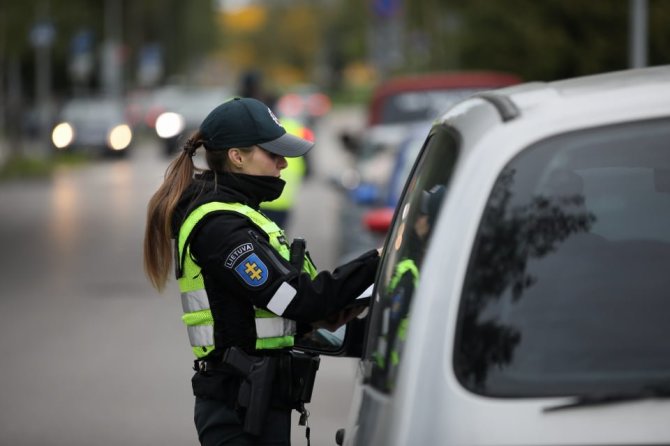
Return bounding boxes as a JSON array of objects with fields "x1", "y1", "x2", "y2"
[
  {"x1": 372, "y1": 0, "x2": 401, "y2": 17},
  {"x1": 30, "y1": 21, "x2": 56, "y2": 48}
]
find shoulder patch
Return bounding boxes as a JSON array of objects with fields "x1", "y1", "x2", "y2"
[
  {"x1": 225, "y1": 243, "x2": 254, "y2": 268},
  {"x1": 234, "y1": 253, "x2": 269, "y2": 287}
]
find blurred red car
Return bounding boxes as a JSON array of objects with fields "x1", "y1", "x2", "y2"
[{"x1": 367, "y1": 71, "x2": 522, "y2": 127}]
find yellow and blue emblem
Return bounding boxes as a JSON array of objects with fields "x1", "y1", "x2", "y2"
[{"x1": 235, "y1": 253, "x2": 269, "y2": 287}]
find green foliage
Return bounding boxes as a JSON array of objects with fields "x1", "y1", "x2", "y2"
[
  {"x1": 0, "y1": 0, "x2": 220, "y2": 92},
  {"x1": 2, "y1": 1, "x2": 670, "y2": 98},
  {"x1": 457, "y1": 0, "x2": 629, "y2": 80},
  {"x1": 400, "y1": 0, "x2": 670, "y2": 81},
  {"x1": 0, "y1": 152, "x2": 88, "y2": 182}
]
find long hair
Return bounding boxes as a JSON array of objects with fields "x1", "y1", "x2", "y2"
[
  {"x1": 143, "y1": 132, "x2": 253, "y2": 291},
  {"x1": 143, "y1": 132, "x2": 205, "y2": 291}
]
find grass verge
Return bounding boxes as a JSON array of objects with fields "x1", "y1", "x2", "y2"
[{"x1": 0, "y1": 153, "x2": 90, "y2": 181}]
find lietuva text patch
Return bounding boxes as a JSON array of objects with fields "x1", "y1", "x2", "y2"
[
  {"x1": 225, "y1": 243, "x2": 254, "y2": 268},
  {"x1": 234, "y1": 253, "x2": 269, "y2": 287}
]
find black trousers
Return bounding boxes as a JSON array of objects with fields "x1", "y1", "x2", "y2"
[{"x1": 194, "y1": 397, "x2": 292, "y2": 446}]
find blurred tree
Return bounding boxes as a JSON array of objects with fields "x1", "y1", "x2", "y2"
[
  {"x1": 219, "y1": 0, "x2": 336, "y2": 88},
  {"x1": 648, "y1": 0, "x2": 670, "y2": 66},
  {"x1": 0, "y1": 0, "x2": 220, "y2": 157},
  {"x1": 2, "y1": 0, "x2": 670, "y2": 135},
  {"x1": 404, "y1": 0, "x2": 462, "y2": 72},
  {"x1": 456, "y1": 0, "x2": 630, "y2": 80},
  {"x1": 402, "y1": 0, "x2": 670, "y2": 81},
  {"x1": 125, "y1": 0, "x2": 220, "y2": 86},
  {"x1": 0, "y1": 0, "x2": 220, "y2": 97},
  {"x1": 323, "y1": 0, "x2": 368, "y2": 90}
]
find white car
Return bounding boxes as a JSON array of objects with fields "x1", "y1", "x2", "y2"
[
  {"x1": 149, "y1": 85, "x2": 231, "y2": 156},
  {"x1": 307, "y1": 65, "x2": 670, "y2": 446},
  {"x1": 51, "y1": 97, "x2": 133, "y2": 157}
]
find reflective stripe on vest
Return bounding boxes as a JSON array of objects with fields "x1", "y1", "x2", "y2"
[{"x1": 177, "y1": 201, "x2": 317, "y2": 358}]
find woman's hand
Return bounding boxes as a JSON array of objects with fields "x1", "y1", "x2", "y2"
[{"x1": 312, "y1": 305, "x2": 367, "y2": 332}]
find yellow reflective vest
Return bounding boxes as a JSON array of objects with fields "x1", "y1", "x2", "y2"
[{"x1": 176, "y1": 201, "x2": 317, "y2": 358}]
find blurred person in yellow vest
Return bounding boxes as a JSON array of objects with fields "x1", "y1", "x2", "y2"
[{"x1": 260, "y1": 118, "x2": 314, "y2": 229}]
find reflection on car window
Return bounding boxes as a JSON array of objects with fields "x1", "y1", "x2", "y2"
[
  {"x1": 366, "y1": 124, "x2": 459, "y2": 393},
  {"x1": 454, "y1": 118, "x2": 670, "y2": 397}
]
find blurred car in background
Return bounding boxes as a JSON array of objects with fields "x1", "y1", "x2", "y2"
[
  {"x1": 340, "y1": 121, "x2": 432, "y2": 261},
  {"x1": 51, "y1": 97, "x2": 133, "y2": 157},
  {"x1": 276, "y1": 84, "x2": 332, "y2": 128},
  {"x1": 336, "y1": 71, "x2": 522, "y2": 261},
  {"x1": 124, "y1": 88, "x2": 154, "y2": 131},
  {"x1": 339, "y1": 71, "x2": 522, "y2": 191},
  {"x1": 148, "y1": 85, "x2": 231, "y2": 156}
]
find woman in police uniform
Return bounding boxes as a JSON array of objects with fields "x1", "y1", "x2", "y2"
[{"x1": 143, "y1": 97, "x2": 379, "y2": 446}]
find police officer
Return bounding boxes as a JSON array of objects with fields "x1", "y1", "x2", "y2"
[{"x1": 143, "y1": 97, "x2": 379, "y2": 446}]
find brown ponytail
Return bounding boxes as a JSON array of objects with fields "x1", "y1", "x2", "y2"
[{"x1": 143, "y1": 131, "x2": 204, "y2": 291}]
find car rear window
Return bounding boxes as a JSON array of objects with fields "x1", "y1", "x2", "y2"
[
  {"x1": 380, "y1": 89, "x2": 483, "y2": 125},
  {"x1": 454, "y1": 118, "x2": 670, "y2": 397}
]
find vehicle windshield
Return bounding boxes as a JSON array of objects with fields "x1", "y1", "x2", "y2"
[
  {"x1": 365, "y1": 123, "x2": 459, "y2": 393},
  {"x1": 63, "y1": 100, "x2": 124, "y2": 123},
  {"x1": 454, "y1": 118, "x2": 670, "y2": 397}
]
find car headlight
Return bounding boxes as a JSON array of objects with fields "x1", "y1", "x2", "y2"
[
  {"x1": 155, "y1": 112, "x2": 185, "y2": 138},
  {"x1": 52, "y1": 122, "x2": 75, "y2": 149},
  {"x1": 108, "y1": 124, "x2": 133, "y2": 150}
]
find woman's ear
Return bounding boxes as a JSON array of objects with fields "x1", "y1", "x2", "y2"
[{"x1": 228, "y1": 148, "x2": 244, "y2": 169}]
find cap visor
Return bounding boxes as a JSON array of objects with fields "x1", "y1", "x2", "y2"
[{"x1": 258, "y1": 132, "x2": 314, "y2": 157}]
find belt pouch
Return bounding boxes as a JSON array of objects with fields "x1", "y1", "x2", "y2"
[
  {"x1": 191, "y1": 372, "x2": 238, "y2": 405},
  {"x1": 277, "y1": 354, "x2": 294, "y2": 405},
  {"x1": 290, "y1": 352, "x2": 320, "y2": 403}
]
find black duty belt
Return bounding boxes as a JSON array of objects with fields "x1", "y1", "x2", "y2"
[
  {"x1": 193, "y1": 348, "x2": 285, "y2": 373},
  {"x1": 193, "y1": 358, "x2": 231, "y2": 373}
]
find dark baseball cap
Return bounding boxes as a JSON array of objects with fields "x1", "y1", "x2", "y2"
[{"x1": 199, "y1": 97, "x2": 313, "y2": 157}]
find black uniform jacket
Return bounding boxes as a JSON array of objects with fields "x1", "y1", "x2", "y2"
[{"x1": 172, "y1": 171, "x2": 380, "y2": 354}]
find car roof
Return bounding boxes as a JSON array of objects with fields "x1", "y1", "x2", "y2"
[
  {"x1": 437, "y1": 65, "x2": 670, "y2": 154},
  {"x1": 476, "y1": 65, "x2": 669, "y2": 120}
]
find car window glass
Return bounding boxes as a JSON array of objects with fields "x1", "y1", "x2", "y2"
[
  {"x1": 387, "y1": 130, "x2": 430, "y2": 205},
  {"x1": 365, "y1": 124, "x2": 459, "y2": 393},
  {"x1": 454, "y1": 118, "x2": 670, "y2": 397},
  {"x1": 63, "y1": 100, "x2": 123, "y2": 122}
]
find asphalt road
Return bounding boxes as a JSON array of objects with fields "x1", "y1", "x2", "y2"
[{"x1": 0, "y1": 106, "x2": 365, "y2": 446}]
